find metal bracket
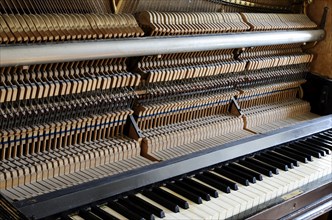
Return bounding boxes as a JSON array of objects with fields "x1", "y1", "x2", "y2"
[
  {"x1": 124, "y1": 115, "x2": 143, "y2": 140},
  {"x1": 303, "y1": 7, "x2": 329, "y2": 50},
  {"x1": 233, "y1": 48, "x2": 245, "y2": 60},
  {"x1": 229, "y1": 97, "x2": 243, "y2": 117},
  {"x1": 320, "y1": 7, "x2": 329, "y2": 29}
]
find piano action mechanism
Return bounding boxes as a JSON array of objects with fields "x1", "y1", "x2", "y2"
[{"x1": 0, "y1": 0, "x2": 331, "y2": 219}]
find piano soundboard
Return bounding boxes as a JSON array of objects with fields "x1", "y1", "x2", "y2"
[{"x1": 0, "y1": 0, "x2": 331, "y2": 219}]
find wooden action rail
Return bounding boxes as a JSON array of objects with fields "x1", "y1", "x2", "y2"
[
  {"x1": 0, "y1": 109, "x2": 132, "y2": 160},
  {"x1": 138, "y1": 86, "x2": 310, "y2": 162},
  {"x1": 0, "y1": 136, "x2": 154, "y2": 201},
  {"x1": 0, "y1": 58, "x2": 140, "y2": 104},
  {"x1": 0, "y1": 90, "x2": 136, "y2": 130},
  {"x1": 134, "y1": 90, "x2": 238, "y2": 130},
  {"x1": 239, "y1": 44, "x2": 314, "y2": 71},
  {"x1": 137, "y1": 50, "x2": 246, "y2": 83},
  {"x1": 137, "y1": 12, "x2": 250, "y2": 36},
  {"x1": 137, "y1": 12, "x2": 317, "y2": 36},
  {"x1": 136, "y1": 44, "x2": 313, "y2": 84},
  {"x1": 243, "y1": 99, "x2": 316, "y2": 133},
  {"x1": 116, "y1": 0, "x2": 296, "y2": 13},
  {"x1": 0, "y1": 13, "x2": 143, "y2": 44},
  {"x1": 237, "y1": 80, "x2": 306, "y2": 109},
  {"x1": 241, "y1": 13, "x2": 317, "y2": 30},
  {"x1": 141, "y1": 114, "x2": 248, "y2": 161}
]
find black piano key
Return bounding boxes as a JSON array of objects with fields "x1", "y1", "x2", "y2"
[
  {"x1": 237, "y1": 160, "x2": 273, "y2": 177},
  {"x1": 222, "y1": 165, "x2": 257, "y2": 183},
  {"x1": 307, "y1": 138, "x2": 332, "y2": 150},
  {"x1": 228, "y1": 163, "x2": 263, "y2": 180},
  {"x1": 260, "y1": 152, "x2": 294, "y2": 169},
  {"x1": 166, "y1": 183, "x2": 203, "y2": 204},
  {"x1": 128, "y1": 195, "x2": 165, "y2": 218},
  {"x1": 175, "y1": 181, "x2": 210, "y2": 201},
  {"x1": 296, "y1": 141, "x2": 327, "y2": 156},
  {"x1": 152, "y1": 188, "x2": 189, "y2": 209},
  {"x1": 312, "y1": 136, "x2": 332, "y2": 144},
  {"x1": 273, "y1": 148, "x2": 308, "y2": 163},
  {"x1": 291, "y1": 143, "x2": 323, "y2": 158},
  {"x1": 305, "y1": 141, "x2": 331, "y2": 155},
  {"x1": 281, "y1": 146, "x2": 313, "y2": 161},
  {"x1": 203, "y1": 171, "x2": 238, "y2": 190},
  {"x1": 195, "y1": 174, "x2": 232, "y2": 193},
  {"x1": 79, "y1": 209, "x2": 103, "y2": 220},
  {"x1": 91, "y1": 206, "x2": 119, "y2": 220},
  {"x1": 246, "y1": 158, "x2": 279, "y2": 174},
  {"x1": 142, "y1": 190, "x2": 180, "y2": 213},
  {"x1": 214, "y1": 167, "x2": 250, "y2": 186},
  {"x1": 107, "y1": 201, "x2": 145, "y2": 220},
  {"x1": 254, "y1": 155, "x2": 289, "y2": 171},
  {"x1": 265, "y1": 151, "x2": 299, "y2": 167},
  {"x1": 183, "y1": 178, "x2": 219, "y2": 198},
  {"x1": 315, "y1": 134, "x2": 332, "y2": 142},
  {"x1": 117, "y1": 198, "x2": 155, "y2": 220}
]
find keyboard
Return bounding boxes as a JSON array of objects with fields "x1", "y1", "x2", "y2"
[{"x1": 56, "y1": 129, "x2": 332, "y2": 220}]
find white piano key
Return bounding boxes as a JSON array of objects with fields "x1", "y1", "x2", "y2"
[
  {"x1": 191, "y1": 177, "x2": 238, "y2": 219},
  {"x1": 258, "y1": 176, "x2": 285, "y2": 197},
  {"x1": 135, "y1": 193, "x2": 187, "y2": 220},
  {"x1": 68, "y1": 215, "x2": 85, "y2": 220},
  {"x1": 160, "y1": 186, "x2": 219, "y2": 220},
  {"x1": 207, "y1": 172, "x2": 250, "y2": 216},
  {"x1": 100, "y1": 205, "x2": 128, "y2": 220}
]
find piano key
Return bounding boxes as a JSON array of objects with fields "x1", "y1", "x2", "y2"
[
  {"x1": 99, "y1": 206, "x2": 130, "y2": 220},
  {"x1": 273, "y1": 148, "x2": 308, "y2": 163},
  {"x1": 152, "y1": 188, "x2": 189, "y2": 209},
  {"x1": 245, "y1": 158, "x2": 279, "y2": 174},
  {"x1": 65, "y1": 214, "x2": 85, "y2": 220},
  {"x1": 312, "y1": 136, "x2": 332, "y2": 144},
  {"x1": 307, "y1": 138, "x2": 332, "y2": 150},
  {"x1": 141, "y1": 190, "x2": 180, "y2": 213},
  {"x1": 194, "y1": 173, "x2": 231, "y2": 193},
  {"x1": 182, "y1": 178, "x2": 218, "y2": 198},
  {"x1": 60, "y1": 214, "x2": 76, "y2": 220},
  {"x1": 165, "y1": 183, "x2": 203, "y2": 204},
  {"x1": 228, "y1": 163, "x2": 263, "y2": 181},
  {"x1": 254, "y1": 155, "x2": 289, "y2": 171},
  {"x1": 214, "y1": 167, "x2": 250, "y2": 186},
  {"x1": 204, "y1": 170, "x2": 239, "y2": 190},
  {"x1": 190, "y1": 182, "x2": 243, "y2": 219},
  {"x1": 91, "y1": 206, "x2": 120, "y2": 220},
  {"x1": 296, "y1": 141, "x2": 327, "y2": 156},
  {"x1": 260, "y1": 152, "x2": 295, "y2": 169},
  {"x1": 279, "y1": 146, "x2": 313, "y2": 161},
  {"x1": 79, "y1": 209, "x2": 103, "y2": 220},
  {"x1": 127, "y1": 195, "x2": 165, "y2": 218},
  {"x1": 237, "y1": 160, "x2": 273, "y2": 177},
  {"x1": 160, "y1": 186, "x2": 219, "y2": 219},
  {"x1": 174, "y1": 181, "x2": 211, "y2": 201},
  {"x1": 135, "y1": 193, "x2": 185, "y2": 219},
  {"x1": 107, "y1": 201, "x2": 145, "y2": 220},
  {"x1": 222, "y1": 165, "x2": 257, "y2": 183},
  {"x1": 314, "y1": 134, "x2": 332, "y2": 143},
  {"x1": 61, "y1": 151, "x2": 331, "y2": 220},
  {"x1": 117, "y1": 198, "x2": 155, "y2": 220},
  {"x1": 208, "y1": 172, "x2": 261, "y2": 211},
  {"x1": 288, "y1": 143, "x2": 321, "y2": 158},
  {"x1": 264, "y1": 151, "x2": 299, "y2": 167}
]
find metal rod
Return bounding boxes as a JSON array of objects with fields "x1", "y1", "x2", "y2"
[{"x1": 0, "y1": 29, "x2": 325, "y2": 67}]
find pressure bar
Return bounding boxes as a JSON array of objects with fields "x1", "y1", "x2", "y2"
[{"x1": 0, "y1": 29, "x2": 325, "y2": 67}]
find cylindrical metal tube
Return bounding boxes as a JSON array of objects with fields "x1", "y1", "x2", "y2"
[{"x1": 0, "y1": 29, "x2": 325, "y2": 67}]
